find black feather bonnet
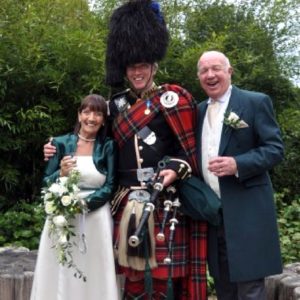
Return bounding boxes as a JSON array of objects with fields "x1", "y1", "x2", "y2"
[{"x1": 105, "y1": 0, "x2": 169, "y2": 87}]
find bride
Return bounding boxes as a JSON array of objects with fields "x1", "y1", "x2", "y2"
[{"x1": 31, "y1": 94, "x2": 119, "y2": 300}]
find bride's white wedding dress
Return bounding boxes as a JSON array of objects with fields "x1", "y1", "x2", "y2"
[{"x1": 31, "y1": 156, "x2": 119, "y2": 300}]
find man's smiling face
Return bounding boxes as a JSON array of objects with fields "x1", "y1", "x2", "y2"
[
  {"x1": 197, "y1": 52, "x2": 233, "y2": 100},
  {"x1": 126, "y1": 63, "x2": 156, "y2": 94}
]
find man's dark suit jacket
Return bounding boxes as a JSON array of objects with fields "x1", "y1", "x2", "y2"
[{"x1": 196, "y1": 85, "x2": 284, "y2": 282}]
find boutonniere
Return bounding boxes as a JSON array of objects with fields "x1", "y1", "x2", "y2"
[{"x1": 223, "y1": 111, "x2": 249, "y2": 129}]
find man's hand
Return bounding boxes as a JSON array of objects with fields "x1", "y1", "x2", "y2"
[
  {"x1": 44, "y1": 142, "x2": 56, "y2": 161},
  {"x1": 159, "y1": 169, "x2": 178, "y2": 187},
  {"x1": 208, "y1": 156, "x2": 237, "y2": 177}
]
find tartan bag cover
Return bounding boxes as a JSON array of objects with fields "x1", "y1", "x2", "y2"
[{"x1": 112, "y1": 84, "x2": 208, "y2": 299}]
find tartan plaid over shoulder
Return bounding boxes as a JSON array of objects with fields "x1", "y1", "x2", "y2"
[
  {"x1": 160, "y1": 86, "x2": 208, "y2": 298},
  {"x1": 112, "y1": 84, "x2": 199, "y2": 174},
  {"x1": 159, "y1": 84, "x2": 198, "y2": 174}
]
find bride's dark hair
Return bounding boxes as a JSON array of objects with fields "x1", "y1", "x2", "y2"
[{"x1": 74, "y1": 94, "x2": 108, "y2": 142}]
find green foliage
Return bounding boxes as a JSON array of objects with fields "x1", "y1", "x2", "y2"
[
  {"x1": 0, "y1": 200, "x2": 45, "y2": 250},
  {"x1": 275, "y1": 191, "x2": 300, "y2": 263},
  {"x1": 0, "y1": 0, "x2": 108, "y2": 208},
  {"x1": 207, "y1": 271, "x2": 216, "y2": 296},
  {"x1": 272, "y1": 107, "x2": 300, "y2": 199},
  {"x1": 160, "y1": 0, "x2": 299, "y2": 111}
]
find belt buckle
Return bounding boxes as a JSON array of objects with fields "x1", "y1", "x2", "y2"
[
  {"x1": 137, "y1": 167, "x2": 154, "y2": 183},
  {"x1": 128, "y1": 190, "x2": 151, "y2": 203}
]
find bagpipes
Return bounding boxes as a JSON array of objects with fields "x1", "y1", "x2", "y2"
[
  {"x1": 128, "y1": 160, "x2": 165, "y2": 248},
  {"x1": 161, "y1": 189, "x2": 181, "y2": 265},
  {"x1": 126, "y1": 159, "x2": 182, "y2": 267}
]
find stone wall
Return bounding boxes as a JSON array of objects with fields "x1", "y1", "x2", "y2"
[
  {"x1": 0, "y1": 247, "x2": 299, "y2": 300},
  {"x1": 0, "y1": 247, "x2": 37, "y2": 300},
  {"x1": 266, "y1": 263, "x2": 300, "y2": 300}
]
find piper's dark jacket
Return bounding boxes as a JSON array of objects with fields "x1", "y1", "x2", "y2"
[
  {"x1": 43, "y1": 134, "x2": 117, "y2": 211},
  {"x1": 109, "y1": 89, "x2": 187, "y2": 187},
  {"x1": 196, "y1": 85, "x2": 284, "y2": 282}
]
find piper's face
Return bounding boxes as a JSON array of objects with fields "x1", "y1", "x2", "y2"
[{"x1": 126, "y1": 63, "x2": 156, "y2": 94}]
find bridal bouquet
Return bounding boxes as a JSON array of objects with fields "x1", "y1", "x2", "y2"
[{"x1": 42, "y1": 169, "x2": 87, "y2": 281}]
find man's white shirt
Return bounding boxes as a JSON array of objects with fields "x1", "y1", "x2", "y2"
[{"x1": 201, "y1": 85, "x2": 232, "y2": 197}]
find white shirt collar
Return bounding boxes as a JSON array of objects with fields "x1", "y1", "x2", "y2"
[{"x1": 207, "y1": 85, "x2": 232, "y2": 105}]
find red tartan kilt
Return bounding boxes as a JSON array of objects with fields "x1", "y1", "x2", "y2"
[{"x1": 113, "y1": 193, "x2": 189, "y2": 279}]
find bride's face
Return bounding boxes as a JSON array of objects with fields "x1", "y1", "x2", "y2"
[{"x1": 78, "y1": 108, "x2": 104, "y2": 138}]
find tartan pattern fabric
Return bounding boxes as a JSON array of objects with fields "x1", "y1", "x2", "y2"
[
  {"x1": 112, "y1": 84, "x2": 199, "y2": 174},
  {"x1": 125, "y1": 278, "x2": 188, "y2": 300},
  {"x1": 112, "y1": 84, "x2": 208, "y2": 299},
  {"x1": 112, "y1": 96, "x2": 158, "y2": 148},
  {"x1": 188, "y1": 219, "x2": 208, "y2": 300},
  {"x1": 114, "y1": 194, "x2": 189, "y2": 279},
  {"x1": 114, "y1": 193, "x2": 208, "y2": 299},
  {"x1": 160, "y1": 84, "x2": 199, "y2": 174}
]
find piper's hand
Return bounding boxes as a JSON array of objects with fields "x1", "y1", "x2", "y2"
[
  {"x1": 159, "y1": 169, "x2": 177, "y2": 187},
  {"x1": 43, "y1": 141, "x2": 56, "y2": 161},
  {"x1": 60, "y1": 156, "x2": 77, "y2": 177}
]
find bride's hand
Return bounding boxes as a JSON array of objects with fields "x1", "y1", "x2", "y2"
[{"x1": 59, "y1": 156, "x2": 77, "y2": 177}]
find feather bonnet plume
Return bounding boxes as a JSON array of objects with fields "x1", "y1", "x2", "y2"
[{"x1": 105, "y1": 0, "x2": 169, "y2": 87}]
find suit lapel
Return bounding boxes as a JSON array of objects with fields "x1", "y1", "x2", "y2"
[
  {"x1": 196, "y1": 102, "x2": 208, "y2": 177},
  {"x1": 219, "y1": 86, "x2": 244, "y2": 155}
]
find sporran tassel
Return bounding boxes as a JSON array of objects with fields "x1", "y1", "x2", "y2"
[
  {"x1": 126, "y1": 202, "x2": 138, "y2": 256},
  {"x1": 144, "y1": 229, "x2": 153, "y2": 300},
  {"x1": 166, "y1": 277, "x2": 174, "y2": 300},
  {"x1": 127, "y1": 204, "x2": 157, "y2": 270}
]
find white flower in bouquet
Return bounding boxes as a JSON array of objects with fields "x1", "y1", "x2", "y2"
[
  {"x1": 72, "y1": 184, "x2": 80, "y2": 193},
  {"x1": 61, "y1": 195, "x2": 72, "y2": 206},
  {"x1": 44, "y1": 192, "x2": 52, "y2": 201},
  {"x1": 48, "y1": 182, "x2": 67, "y2": 196},
  {"x1": 42, "y1": 169, "x2": 87, "y2": 281},
  {"x1": 58, "y1": 234, "x2": 68, "y2": 245},
  {"x1": 59, "y1": 176, "x2": 68, "y2": 185},
  {"x1": 53, "y1": 215, "x2": 67, "y2": 227},
  {"x1": 45, "y1": 201, "x2": 55, "y2": 214}
]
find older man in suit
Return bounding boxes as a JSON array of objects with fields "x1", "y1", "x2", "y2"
[{"x1": 196, "y1": 50, "x2": 284, "y2": 300}]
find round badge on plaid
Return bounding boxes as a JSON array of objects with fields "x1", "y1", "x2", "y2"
[{"x1": 160, "y1": 91, "x2": 179, "y2": 108}]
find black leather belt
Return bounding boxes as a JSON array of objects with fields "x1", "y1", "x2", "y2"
[{"x1": 118, "y1": 169, "x2": 138, "y2": 186}]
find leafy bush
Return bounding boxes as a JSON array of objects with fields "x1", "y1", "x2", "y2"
[
  {"x1": 272, "y1": 108, "x2": 300, "y2": 200},
  {"x1": 275, "y1": 190, "x2": 300, "y2": 263},
  {"x1": 0, "y1": 0, "x2": 107, "y2": 209},
  {"x1": 0, "y1": 200, "x2": 45, "y2": 250}
]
